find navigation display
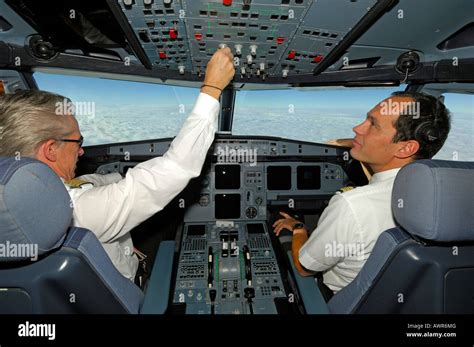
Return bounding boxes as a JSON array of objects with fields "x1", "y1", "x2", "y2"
[
  {"x1": 297, "y1": 166, "x2": 321, "y2": 190},
  {"x1": 215, "y1": 194, "x2": 241, "y2": 219},
  {"x1": 267, "y1": 166, "x2": 291, "y2": 190}
]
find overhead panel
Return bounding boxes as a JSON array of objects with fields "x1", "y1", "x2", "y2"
[
  {"x1": 184, "y1": 0, "x2": 310, "y2": 78},
  {"x1": 116, "y1": 0, "x2": 378, "y2": 78}
]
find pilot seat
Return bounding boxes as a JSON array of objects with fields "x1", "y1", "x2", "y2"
[{"x1": 0, "y1": 157, "x2": 144, "y2": 313}]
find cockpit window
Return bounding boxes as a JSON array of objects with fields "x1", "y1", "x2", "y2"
[
  {"x1": 233, "y1": 88, "x2": 473, "y2": 162},
  {"x1": 34, "y1": 73, "x2": 473, "y2": 161},
  {"x1": 435, "y1": 93, "x2": 474, "y2": 161},
  {"x1": 34, "y1": 72, "x2": 200, "y2": 146},
  {"x1": 233, "y1": 87, "x2": 405, "y2": 143}
]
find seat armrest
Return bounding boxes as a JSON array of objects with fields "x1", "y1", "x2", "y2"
[
  {"x1": 287, "y1": 251, "x2": 330, "y2": 314},
  {"x1": 140, "y1": 241, "x2": 175, "y2": 314}
]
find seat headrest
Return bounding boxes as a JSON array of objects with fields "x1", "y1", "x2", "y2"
[
  {"x1": 0, "y1": 157, "x2": 73, "y2": 261},
  {"x1": 392, "y1": 160, "x2": 474, "y2": 242}
]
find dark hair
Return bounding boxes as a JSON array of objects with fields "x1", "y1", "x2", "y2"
[{"x1": 390, "y1": 91, "x2": 451, "y2": 159}]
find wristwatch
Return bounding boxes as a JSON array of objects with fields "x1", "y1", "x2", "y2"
[{"x1": 292, "y1": 222, "x2": 306, "y2": 231}]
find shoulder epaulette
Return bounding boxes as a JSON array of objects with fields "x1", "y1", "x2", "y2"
[
  {"x1": 65, "y1": 178, "x2": 92, "y2": 189},
  {"x1": 338, "y1": 186, "x2": 355, "y2": 193}
]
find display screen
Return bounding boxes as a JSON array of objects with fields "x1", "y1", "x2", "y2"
[
  {"x1": 297, "y1": 166, "x2": 321, "y2": 190},
  {"x1": 247, "y1": 223, "x2": 265, "y2": 234},
  {"x1": 215, "y1": 165, "x2": 241, "y2": 189},
  {"x1": 267, "y1": 166, "x2": 291, "y2": 190},
  {"x1": 187, "y1": 224, "x2": 206, "y2": 236},
  {"x1": 215, "y1": 194, "x2": 241, "y2": 219}
]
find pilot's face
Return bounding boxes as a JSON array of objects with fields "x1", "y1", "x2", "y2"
[
  {"x1": 350, "y1": 96, "x2": 414, "y2": 172},
  {"x1": 55, "y1": 115, "x2": 84, "y2": 181}
]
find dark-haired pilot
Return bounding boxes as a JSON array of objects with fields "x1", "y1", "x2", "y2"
[{"x1": 273, "y1": 92, "x2": 451, "y2": 298}]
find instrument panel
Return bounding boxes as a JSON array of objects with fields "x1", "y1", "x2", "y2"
[
  {"x1": 88, "y1": 136, "x2": 351, "y2": 314},
  {"x1": 95, "y1": 137, "x2": 348, "y2": 222}
]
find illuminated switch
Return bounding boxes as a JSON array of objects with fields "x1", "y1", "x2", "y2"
[
  {"x1": 178, "y1": 65, "x2": 185, "y2": 74},
  {"x1": 314, "y1": 55, "x2": 324, "y2": 63},
  {"x1": 287, "y1": 50, "x2": 296, "y2": 59},
  {"x1": 223, "y1": 0, "x2": 232, "y2": 5},
  {"x1": 282, "y1": 69, "x2": 289, "y2": 78},
  {"x1": 195, "y1": 33, "x2": 203, "y2": 41},
  {"x1": 259, "y1": 62, "x2": 265, "y2": 71},
  {"x1": 246, "y1": 54, "x2": 253, "y2": 64},
  {"x1": 277, "y1": 37, "x2": 285, "y2": 45},
  {"x1": 169, "y1": 29, "x2": 177, "y2": 40},
  {"x1": 159, "y1": 51, "x2": 167, "y2": 59}
]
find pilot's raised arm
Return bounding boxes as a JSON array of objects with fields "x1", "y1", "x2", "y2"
[{"x1": 65, "y1": 48, "x2": 235, "y2": 280}]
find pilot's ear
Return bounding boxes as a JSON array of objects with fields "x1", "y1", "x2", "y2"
[
  {"x1": 38, "y1": 139, "x2": 59, "y2": 163},
  {"x1": 395, "y1": 140, "x2": 420, "y2": 159}
]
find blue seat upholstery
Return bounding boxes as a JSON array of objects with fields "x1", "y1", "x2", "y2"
[
  {"x1": 328, "y1": 160, "x2": 474, "y2": 314},
  {"x1": 0, "y1": 157, "x2": 143, "y2": 313}
]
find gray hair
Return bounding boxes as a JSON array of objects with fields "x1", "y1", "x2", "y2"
[{"x1": 0, "y1": 90, "x2": 74, "y2": 157}]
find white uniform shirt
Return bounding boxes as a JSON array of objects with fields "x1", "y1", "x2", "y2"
[
  {"x1": 64, "y1": 93, "x2": 219, "y2": 281},
  {"x1": 299, "y1": 168, "x2": 401, "y2": 292}
]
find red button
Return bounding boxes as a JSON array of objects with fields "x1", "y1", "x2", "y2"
[
  {"x1": 288, "y1": 50, "x2": 296, "y2": 59},
  {"x1": 195, "y1": 33, "x2": 203, "y2": 41},
  {"x1": 314, "y1": 55, "x2": 323, "y2": 63},
  {"x1": 277, "y1": 37, "x2": 285, "y2": 45},
  {"x1": 159, "y1": 51, "x2": 167, "y2": 59},
  {"x1": 169, "y1": 29, "x2": 177, "y2": 40},
  {"x1": 223, "y1": 0, "x2": 232, "y2": 6}
]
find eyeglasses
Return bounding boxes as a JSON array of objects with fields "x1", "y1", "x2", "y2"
[{"x1": 58, "y1": 135, "x2": 84, "y2": 148}]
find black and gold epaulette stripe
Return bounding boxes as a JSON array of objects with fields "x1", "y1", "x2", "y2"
[
  {"x1": 338, "y1": 186, "x2": 355, "y2": 193},
  {"x1": 65, "y1": 179, "x2": 92, "y2": 189}
]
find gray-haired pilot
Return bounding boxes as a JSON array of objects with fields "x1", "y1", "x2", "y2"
[{"x1": 0, "y1": 48, "x2": 235, "y2": 283}]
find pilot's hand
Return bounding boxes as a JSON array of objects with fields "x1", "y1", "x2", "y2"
[
  {"x1": 272, "y1": 212, "x2": 301, "y2": 236},
  {"x1": 326, "y1": 138, "x2": 354, "y2": 147},
  {"x1": 201, "y1": 47, "x2": 235, "y2": 99}
]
